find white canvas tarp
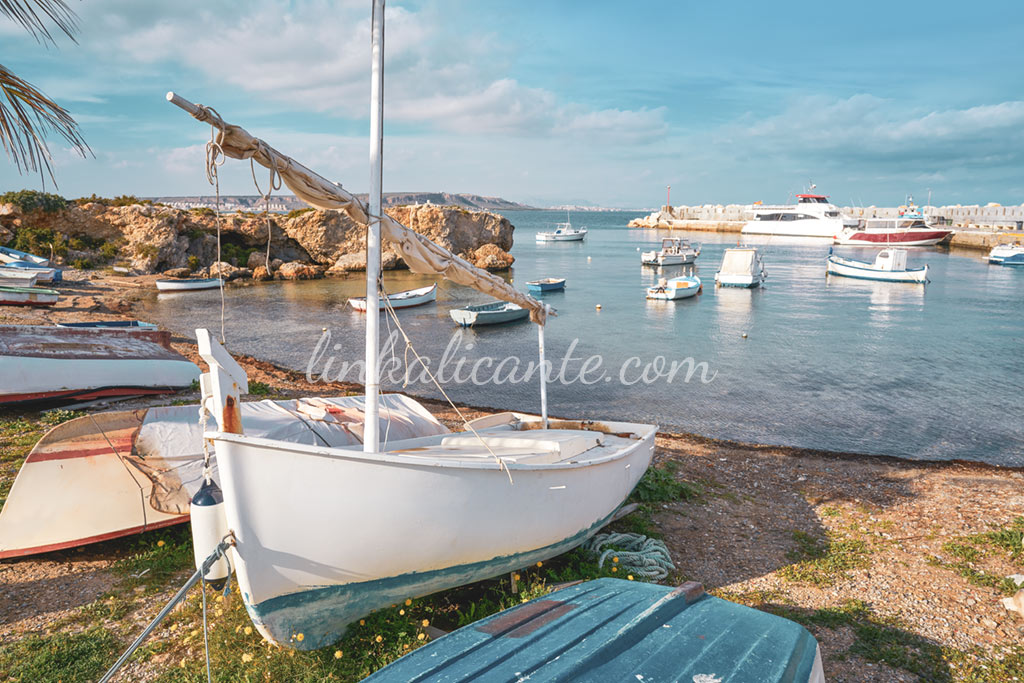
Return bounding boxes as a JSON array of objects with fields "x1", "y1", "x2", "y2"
[{"x1": 719, "y1": 249, "x2": 757, "y2": 277}]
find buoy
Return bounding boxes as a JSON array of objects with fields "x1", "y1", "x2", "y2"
[
  {"x1": 741, "y1": 333, "x2": 748, "y2": 339},
  {"x1": 190, "y1": 479, "x2": 231, "y2": 590},
  {"x1": 595, "y1": 304, "x2": 602, "y2": 310}
]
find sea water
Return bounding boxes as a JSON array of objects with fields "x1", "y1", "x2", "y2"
[{"x1": 137, "y1": 210, "x2": 1024, "y2": 465}]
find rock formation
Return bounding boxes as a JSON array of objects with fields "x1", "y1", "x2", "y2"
[{"x1": 0, "y1": 199, "x2": 517, "y2": 276}]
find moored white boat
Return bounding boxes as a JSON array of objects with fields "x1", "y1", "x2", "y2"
[
  {"x1": 0, "y1": 395, "x2": 448, "y2": 559},
  {"x1": 155, "y1": 277, "x2": 222, "y2": 291},
  {"x1": 526, "y1": 277, "x2": 566, "y2": 292},
  {"x1": 0, "y1": 285, "x2": 58, "y2": 306},
  {"x1": 536, "y1": 216, "x2": 587, "y2": 242},
  {"x1": 835, "y1": 203, "x2": 953, "y2": 246},
  {"x1": 826, "y1": 248, "x2": 928, "y2": 283},
  {"x1": 646, "y1": 275, "x2": 702, "y2": 300},
  {"x1": 742, "y1": 191, "x2": 854, "y2": 239},
  {"x1": 449, "y1": 300, "x2": 530, "y2": 326},
  {"x1": 348, "y1": 283, "x2": 437, "y2": 311},
  {"x1": 0, "y1": 325, "x2": 199, "y2": 404},
  {"x1": 988, "y1": 243, "x2": 1024, "y2": 264},
  {"x1": 641, "y1": 237, "x2": 700, "y2": 266},
  {"x1": 715, "y1": 247, "x2": 767, "y2": 288}
]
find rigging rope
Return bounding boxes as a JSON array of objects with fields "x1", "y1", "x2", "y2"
[
  {"x1": 204, "y1": 113, "x2": 228, "y2": 343},
  {"x1": 250, "y1": 155, "x2": 281, "y2": 275},
  {"x1": 582, "y1": 532, "x2": 675, "y2": 581}
]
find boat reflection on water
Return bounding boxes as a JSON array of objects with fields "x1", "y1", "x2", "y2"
[
  {"x1": 825, "y1": 274, "x2": 925, "y2": 324},
  {"x1": 712, "y1": 284, "x2": 757, "y2": 340}
]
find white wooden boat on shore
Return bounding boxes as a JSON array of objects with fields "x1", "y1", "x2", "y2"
[
  {"x1": 0, "y1": 245, "x2": 49, "y2": 266},
  {"x1": 0, "y1": 261, "x2": 60, "y2": 283},
  {"x1": 0, "y1": 325, "x2": 199, "y2": 405},
  {"x1": 450, "y1": 300, "x2": 530, "y2": 326},
  {"x1": 0, "y1": 396, "x2": 449, "y2": 559},
  {"x1": 0, "y1": 274, "x2": 38, "y2": 288},
  {"x1": 715, "y1": 247, "x2": 767, "y2": 288},
  {"x1": 641, "y1": 238, "x2": 700, "y2": 266},
  {"x1": 155, "y1": 277, "x2": 222, "y2": 291},
  {"x1": 0, "y1": 267, "x2": 41, "y2": 284},
  {"x1": 0, "y1": 285, "x2": 59, "y2": 307},
  {"x1": 826, "y1": 248, "x2": 928, "y2": 284},
  {"x1": 348, "y1": 283, "x2": 437, "y2": 311},
  {"x1": 647, "y1": 275, "x2": 702, "y2": 300}
]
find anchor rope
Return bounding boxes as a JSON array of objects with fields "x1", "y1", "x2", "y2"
[{"x1": 582, "y1": 532, "x2": 675, "y2": 581}]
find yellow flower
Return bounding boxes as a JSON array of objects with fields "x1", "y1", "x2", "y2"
[
  {"x1": 334, "y1": 650, "x2": 343, "y2": 659},
  {"x1": 404, "y1": 643, "x2": 410, "y2": 650},
  {"x1": 417, "y1": 633, "x2": 425, "y2": 641},
  {"x1": 359, "y1": 619, "x2": 365, "y2": 626},
  {"x1": 421, "y1": 619, "x2": 429, "y2": 627},
  {"x1": 244, "y1": 626, "x2": 252, "y2": 636},
  {"x1": 536, "y1": 561, "x2": 543, "y2": 568},
  {"x1": 627, "y1": 575, "x2": 634, "y2": 581},
  {"x1": 234, "y1": 625, "x2": 240, "y2": 633},
  {"x1": 296, "y1": 633, "x2": 304, "y2": 642},
  {"x1": 179, "y1": 658, "x2": 187, "y2": 668},
  {"x1": 404, "y1": 598, "x2": 412, "y2": 606},
  {"x1": 157, "y1": 540, "x2": 165, "y2": 547},
  {"x1": 611, "y1": 566, "x2": 618, "y2": 573},
  {"x1": 514, "y1": 573, "x2": 521, "y2": 581},
  {"x1": 399, "y1": 609, "x2": 405, "y2": 616},
  {"x1": 375, "y1": 635, "x2": 383, "y2": 643},
  {"x1": 242, "y1": 653, "x2": 254, "y2": 663},
  {"x1": 612, "y1": 557, "x2": 618, "y2": 563},
  {"x1": 288, "y1": 650, "x2": 295, "y2": 658}
]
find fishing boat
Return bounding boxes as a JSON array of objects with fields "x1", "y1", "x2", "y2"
[
  {"x1": 0, "y1": 325, "x2": 199, "y2": 405},
  {"x1": 364, "y1": 578, "x2": 825, "y2": 683},
  {"x1": 525, "y1": 277, "x2": 566, "y2": 293},
  {"x1": 0, "y1": 395, "x2": 449, "y2": 559},
  {"x1": 988, "y1": 243, "x2": 1024, "y2": 264},
  {"x1": 349, "y1": 283, "x2": 437, "y2": 311},
  {"x1": 1, "y1": 260, "x2": 61, "y2": 283},
  {"x1": 0, "y1": 273, "x2": 37, "y2": 287},
  {"x1": 1000, "y1": 252, "x2": 1024, "y2": 267},
  {"x1": 826, "y1": 248, "x2": 928, "y2": 283},
  {"x1": 715, "y1": 247, "x2": 767, "y2": 288},
  {"x1": 646, "y1": 275, "x2": 702, "y2": 300},
  {"x1": 57, "y1": 320, "x2": 159, "y2": 329},
  {"x1": 641, "y1": 237, "x2": 700, "y2": 266},
  {"x1": 155, "y1": 277, "x2": 222, "y2": 291},
  {"x1": 834, "y1": 201, "x2": 953, "y2": 246},
  {"x1": 0, "y1": 285, "x2": 59, "y2": 307},
  {"x1": 536, "y1": 215, "x2": 587, "y2": 242},
  {"x1": 449, "y1": 301, "x2": 530, "y2": 326},
  {"x1": 168, "y1": 13, "x2": 656, "y2": 648},
  {"x1": 0, "y1": 244, "x2": 49, "y2": 266},
  {"x1": 0, "y1": 266, "x2": 41, "y2": 283}
]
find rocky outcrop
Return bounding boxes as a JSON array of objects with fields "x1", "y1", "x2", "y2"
[
  {"x1": 278, "y1": 261, "x2": 324, "y2": 280},
  {"x1": 0, "y1": 200, "x2": 516, "y2": 275}
]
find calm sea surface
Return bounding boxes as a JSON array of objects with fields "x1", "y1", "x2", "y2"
[{"x1": 137, "y1": 210, "x2": 1024, "y2": 466}]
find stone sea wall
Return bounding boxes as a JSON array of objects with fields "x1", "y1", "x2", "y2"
[{"x1": 0, "y1": 200, "x2": 516, "y2": 279}]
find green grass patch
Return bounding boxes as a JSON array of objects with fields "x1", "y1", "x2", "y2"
[
  {"x1": 246, "y1": 381, "x2": 274, "y2": 396},
  {"x1": 0, "y1": 627, "x2": 120, "y2": 682},
  {"x1": 630, "y1": 460, "x2": 702, "y2": 504},
  {"x1": 779, "y1": 530, "x2": 870, "y2": 587},
  {"x1": 929, "y1": 518, "x2": 1024, "y2": 595}
]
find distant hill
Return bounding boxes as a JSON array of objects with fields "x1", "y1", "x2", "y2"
[{"x1": 149, "y1": 193, "x2": 535, "y2": 212}]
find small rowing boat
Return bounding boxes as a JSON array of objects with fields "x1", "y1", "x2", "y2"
[
  {"x1": 0, "y1": 261, "x2": 61, "y2": 283},
  {"x1": 0, "y1": 245, "x2": 49, "y2": 266},
  {"x1": 826, "y1": 248, "x2": 928, "y2": 283},
  {"x1": 57, "y1": 320, "x2": 159, "y2": 330},
  {"x1": 449, "y1": 301, "x2": 530, "y2": 326},
  {"x1": 0, "y1": 285, "x2": 58, "y2": 307},
  {"x1": 0, "y1": 274, "x2": 37, "y2": 288},
  {"x1": 348, "y1": 283, "x2": 437, "y2": 311},
  {"x1": 0, "y1": 325, "x2": 199, "y2": 405},
  {"x1": 155, "y1": 277, "x2": 222, "y2": 291},
  {"x1": 646, "y1": 275, "x2": 702, "y2": 300},
  {"x1": 526, "y1": 277, "x2": 566, "y2": 293}
]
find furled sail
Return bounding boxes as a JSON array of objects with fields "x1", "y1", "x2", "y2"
[{"x1": 166, "y1": 93, "x2": 549, "y2": 324}]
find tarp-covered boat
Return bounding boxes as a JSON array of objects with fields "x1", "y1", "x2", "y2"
[
  {"x1": 715, "y1": 247, "x2": 767, "y2": 288},
  {"x1": 0, "y1": 325, "x2": 200, "y2": 405},
  {"x1": 0, "y1": 395, "x2": 449, "y2": 559},
  {"x1": 365, "y1": 578, "x2": 825, "y2": 683}
]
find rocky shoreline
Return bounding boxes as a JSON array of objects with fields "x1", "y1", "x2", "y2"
[
  {"x1": 0, "y1": 274, "x2": 1022, "y2": 681},
  {"x1": 0, "y1": 193, "x2": 516, "y2": 280}
]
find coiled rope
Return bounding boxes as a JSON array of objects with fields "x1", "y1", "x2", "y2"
[{"x1": 582, "y1": 532, "x2": 675, "y2": 581}]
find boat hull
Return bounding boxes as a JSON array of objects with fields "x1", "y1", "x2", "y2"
[
  {"x1": 715, "y1": 274, "x2": 763, "y2": 288},
  {"x1": 211, "y1": 420, "x2": 655, "y2": 649},
  {"x1": 647, "y1": 277, "x2": 701, "y2": 300},
  {"x1": 826, "y1": 256, "x2": 928, "y2": 283},
  {"x1": 155, "y1": 278, "x2": 222, "y2": 291},
  {"x1": 641, "y1": 252, "x2": 695, "y2": 266},
  {"x1": 834, "y1": 228, "x2": 953, "y2": 246},
  {"x1": 348, "y1": 284, "x2": 437, "y2": 311},
  {"x1": 536, "y1": 233, "x2": 585, "y2": 242},
  {"x1": 0, "y1": 286, "x2": 59, "y2": 306},
  {"x1": 741, "y1": 218, "x2": 842, "y2": 239},
  {"x1": 450, "y1": 304, "x2": 529, "y2": 326}
]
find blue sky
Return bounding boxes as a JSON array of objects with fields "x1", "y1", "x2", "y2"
[{"x1": 1, "y1": 0, "x2": 1022, "y2": 208}]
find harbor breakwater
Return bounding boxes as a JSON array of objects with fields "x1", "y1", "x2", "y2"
[{"x1": 628, "y1": 204, "x2": 1024, "y2": 250}]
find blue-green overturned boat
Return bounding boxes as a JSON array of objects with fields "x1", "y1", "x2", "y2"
[{"x1": 365, "y1": 578, "x2": 824, "y2": 683}]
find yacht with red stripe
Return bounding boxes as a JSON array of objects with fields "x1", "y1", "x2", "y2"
[{"x1": 835, "y1": 197, "x2": 954, "y2": 246}]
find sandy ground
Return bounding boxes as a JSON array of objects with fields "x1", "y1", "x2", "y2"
[{"x1": 1, "y1": 271, "x2": 1022, "y2": 681}]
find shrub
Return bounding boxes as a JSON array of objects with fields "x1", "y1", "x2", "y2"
[
  {"x1": 286, "y1": 207, "x2": 314, "y2": 219},
  {"x1": 187, "y1": 255, "x2": 200, "y2": 271},
  {"x1": 98, "y1": 241, "x2": 120, "y2": 261},
  {"x1": 11, "y1": 226, "x2": 67, "y2": 258},
  {"x1": 73, "y1": 193, "x2": 153, "y2": 207},
  {"x1": 0, "y1": 189, "x2": 67, "y2": 213},
  {"x1": 189, "y1": 207, "x2": 216, "y2": 217},
  {"x1": 70, "y1": 258, "x2": 93, "y2": 270}
]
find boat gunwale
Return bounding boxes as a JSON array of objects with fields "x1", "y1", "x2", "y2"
[
  {"x1": 826, "y1": 254, "x2": 928, "y2": 274},
  {"x1": 204, "y1": 422, "x2": 657, "y2": 472}
]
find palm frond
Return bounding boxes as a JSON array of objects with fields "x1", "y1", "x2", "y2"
[
  {"x1": 0, "y1": 63, "x2": 90, "y2": 184},
  {"x1": 0, "y1": 0, "x2": 78, "y2": 45}
]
